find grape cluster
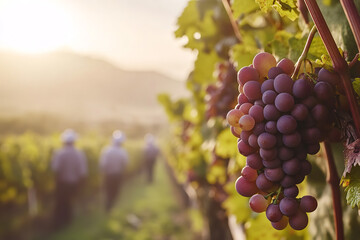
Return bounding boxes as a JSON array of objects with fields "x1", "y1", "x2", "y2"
[
  {"x1": 206, "y1": 62, "x2": 238, "y2": 119},
  {"x1": 227, "y1": 52, "x2": 341, "y2": 230}
]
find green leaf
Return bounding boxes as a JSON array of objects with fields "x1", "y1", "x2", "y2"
[
  {"x1": 352, "y1": 78, "x2": 360, "y2": 98},
  {"x1": 215, "y1": 129, "x2": 238, "y2": 158},
  {"x1": 288, "y1": 35, "x2": 328, "y2": 63},
  {"x1": 255, "y1": 0, "x2": 298, "y2": 21},
  {"x1": 230, "y1": 42, "x2": 258, "y2": 70},
  {"x1": 192, "y1": 51, "x2": 220, "y2": 84},
  {"x1": 223, "y1": 182, "x2": 252, "y2": 222},
  {"x1": 232, "y1": 0, "x2": 259, "y2": 19},
  {"x1": 346, "y1": 181, "x2": 360, "y2": 208}
]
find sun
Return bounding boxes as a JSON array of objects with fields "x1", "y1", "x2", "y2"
[{"x1": 0, "y1": 0, "x2": 73, "y2": 54}]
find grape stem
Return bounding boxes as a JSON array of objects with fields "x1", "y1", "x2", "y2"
[
  {"x1": 303, "y1": 0, "x2": 360, "y2": 137},
  {"x1": 221, "y1": 0, "x2": 243, "y2": 43},
  {"x1": 291, "y1": 26, "x2": 317, "y2": 79},
  {"x1": 340, "y1": 0, "x2": 360, "y2": 51},
  {"x1": 322, "y1": 141, "x2": 344, "y2": 240},
  {"x1": 349, "y1": 53, "x2": 359, "y2": 68}
]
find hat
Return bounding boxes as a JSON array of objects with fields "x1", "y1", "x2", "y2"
[
  {"x1": 61, "y1": 129, "x2": 77, "y2": 143},
  {"x1": 112, "y1": 130, "x2": 126, "y2": 145}
]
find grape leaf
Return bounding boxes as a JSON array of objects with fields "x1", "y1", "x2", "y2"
[
  {"x1": 192, "y1": 51, "x2": 220, "y2": 84},
  {"x1": 343, "y1": 139, "x2": 360, "y2": 176},
  {"x1": 352, "y1": 78, "x2": 360, "y2": 98},
  {"x1": 215, "y1": 129, "x2": 238, "y2": 158},
  {"x1": 230, "y1": 43, "x2": 257, "y2": 70},
  {"x1": 232, "y1": 0, "x2": 259, "y2": 19},
  {"x1": 344, "y1": 166, "x2": 360, "y2": 208},
  {"x1": 255, "y1": 0, "x2": 299, "y2": 21}
]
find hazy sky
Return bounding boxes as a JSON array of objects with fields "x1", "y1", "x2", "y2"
[{"x1": 0, "y1": 0, "x2": 196, "y2": 80}]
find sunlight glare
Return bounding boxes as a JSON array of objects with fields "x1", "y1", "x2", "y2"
[{"x1": 0, "y1": 0, "x2": 73, "y2": 53}]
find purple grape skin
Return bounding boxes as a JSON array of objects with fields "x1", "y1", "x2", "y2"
[
  {"x1": 246, "y1": 153, "x2": 263, "y2": 170},
  {"x1": 307, "y1": 143, "x2": 320, "y2": 155},
  {"x1": 277, "y1": 115, "x2": 297, "y2": 134},
  {"x1": 282, "y1": 132, "x2": 301, "y2": 148},
  {"x1": 249, "y1": 105, "x2": 264, "y2": 123},
  {"x1": 264, "y1": 167, "x2": 284, "y2": 182},
  {"x1": 256, "y1": 173, "x2": 275, "y2": 192},
  {"x1": 294, "y1": 173, "x2": 305, "y2": 184},
  {"x1": 235, "y1": 176, "x2": 258, "y2": 197},
  {"x1": 240, "y1": 131, "x2": 251, "y2": 144},
  {"x1": 282, "y1": 158, "x2": 301, "y2": 175},
  {"x1": 301, "y1": 96, "x2": 317, "y2": 109},
  {"x1": 265, "y1": 121, "x2": 278, "y2": 134},
  {"x1": 264, "y1": 104, "x2": 281, "y2": 120},
  {"x1": 262, "y1": 158, "x2": 282, "y2": 169},
  {"x1": 318, "y1": 68, "x2": 340, "y2": 86},
  {"x1": 278, "y1": 147, "x2": 295, "y2": 161},
  {"x1": 279, "y1": 197, "x2": 299, "y2": 216},
  {"x1": 302, "y1": 127, "x2": 321, "y2": 144},
  {"x1": 260, "y1": 148, "x2": 277, "y2": 161},
  {"x1": 300, "y1": 195, "x2": 318, "y2": 212},
  {"x1": 266, "y1": 204, "x2": 283, "y2": 222},
  {"x1": 257, "y1": 133, "x2": 277, "y2": 149},
  {"x1": 314, "y1": 81, "x2": 335, "y2": 104},
  {"x1": 253, "y1": 122, "x2": 266, "y2": 136},
  {"x1": 274, "y1": 74, "x2": 294, "y2": 93},
  {"x1": 301, "y1": 160, "x2": 312, "y2": 175},
  {"x1": 275, "y1": 93, "x2": 295, "y2": 112},
  {"x1": 268, "y1": 67, "x2": 284, "y2": 79},
  {"x1": 254, "y1": 99, "x2": 265, "y2": 107},
  {"x1": 243, "y1": 80, "x2": 262, "y2": 101},
  {"x1": 311, "y1": 104, "x2": 330, "y2": 123},
  {"x1": 262, "y1": 90, "x2": 277, "y2": 104},
  {"x1": 284, "y1": 186, "x2": 299, "y2": 198},
  {"x1": 280, "y1": 175, "x2": 296, "y2": 188},
  {"x1": 289, "y1": 209, "x2": 308, "y2": 230},
  {"x1": 292, "y1": 78, "x2": 312, "y2": 99},
  {"x1": 248, "y1": 134, "x2": 259, "y2": 149},
  {"x1": 238, "y1": 140, "x2": 256, "y2": 156},
  {"x1": 291, "y1": 104, "x2": 309, "y2": 121},
  {"x1": 238, "y1": 93, "x2": 250, "y2": 105},
  {"x1": 261, "y1": 79, "x2": 275, "y2": 93}
]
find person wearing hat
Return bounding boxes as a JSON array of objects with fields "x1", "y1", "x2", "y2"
[
  {"x1": 51, "y1": 129, "x2": 88, "y2": 228},
  {"x1": 99, "y1": 130, "x2": 129, "y2": 211},
  {"x1": 143, "y1": 133, "x2": 160, "y2": 184}
]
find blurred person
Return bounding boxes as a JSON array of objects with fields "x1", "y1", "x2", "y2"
[
  {"x1": 143, "y1": 134, "x2": 160, "y2": 184},
  {"x1": 99, "y1": 130, "x2": 129, "y2": 211},
  {"x1": 51, "y1": 129, "x2": 88, "y2": 228}
]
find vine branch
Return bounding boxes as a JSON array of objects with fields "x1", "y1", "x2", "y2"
[
  {"x1": 303, "y1": 0, "x2": 360, "y2": 138},
  {"x1": 322, "y1": 141, "x2": 344, "y2": 240},
  {"x1": 221, "y1": 0, "x2": 243, "y2": 43},
  {"x1": 292, "y1": 26, "x2": 317, "y2": 79},
  {"x1": 340, "y1": 0, "x2": 360, "y2": 51}
]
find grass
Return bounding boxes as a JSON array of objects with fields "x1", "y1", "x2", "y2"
[{"x1": 34, "y1": 160, "x2": 193, "y2": 240}]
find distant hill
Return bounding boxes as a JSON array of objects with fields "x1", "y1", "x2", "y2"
[{"x1": 0, "y1": 51, "x2": 188, "y2": 124}]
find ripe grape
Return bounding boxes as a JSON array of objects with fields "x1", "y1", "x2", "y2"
[
  {"x1": 279, "y1": 197, "x2": 299, "y2": 216},
  {"x1": 266, "y1": 204, "x2": 283, "y2": 222},
  {"x1": 263, "y1": 104, "x2": 281, "y2": 120},
  {"x1": 239, "y1": 115, "x2": 256, "y2": 131},
  {"x1": 262, "y1": 90, "x2": 277, "y2": 105},
  {"x1": 253, "y1": 52, "x2": 277, "y2": 80},
  {"x1": 261, "y1": 79, "x2": 275, "y2": 93},
  {"x1": 235, "y1": 176, "x2": 259, "y2": 197},
  {"x1": 271, "y1": 215, "x2": 289, "y2": 230},
  {"x1": 300, "y1": 195, "x2": 318, "y2": 212},
  {"x1": 275, "y1": 93, "x2": 294, "y2": 112},
  {"x1": 283, "y1": 185, "x2": 299, "y2": 198},
  {"x1": 277, "y1": 58, "x2": 295, "y2": 76},
  {"x1": 274, "y1": 74, "x2": 293, "y2": 93},
  {"x1": 289, "y1": 210, "x2": 308, "y2": 230},
  {"x1": 226, "y1": 109, "x2": 244, "y2": 127},
  {"x1": 243, "y1": 81, "x2": 262, "y2": 101},
  {"x1": 241, "y1": 166, "x2": 258, "y2": 182},
  {"x1": 268, "y1": 67, "x2": 284, "y2": 79},
  {"x1": 257, "y1": 133, "x2": 277, "y2": 149},
  {"x1": 249, "y1": 194, "x2": 269, "y2": 213},
  {"x1": 317, "y1": 68, "x2": 340, "y2": 86},
  {"x1": 249, "y1": 105, "x2": 264, "y2": 123},
  {"x1": 292, "y1": 78, "x2": 312, "y2": 99},
  {"x1": 237, "y1": 66, "x2": 260, "y2": 86},
  {"x1": 276, "y1": 115, "x2": 297, "y2": 134}
]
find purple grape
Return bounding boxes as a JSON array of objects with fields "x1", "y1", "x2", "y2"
[
  {"x1": 284, "y1": 186, "x2": 299, "y2": 198},
  {"x1": 291, "y1": 104, "x2": 308, "y2": 121},
  {"x1": 282, "y1": 158, "x2": 301, "y2": 175},
  {"x1": 278, "y1": 147, "x2": 295, "y2": 161},
  {"x1": 253, "y1": 122, "x2": 266, "y2": 136},
  {"x1": 260, "y1": 148, "x2": 277, "y2": 161},
  {"x1": 302, "y1": 127, "x2": 321, "y2": 144},
  {"x1": 301, "y1": 96, "x2": 317, "y2": 109},
  {"x1": 279, "y1": 197, "x2": 299, "y2": 216},
  {"x1": 274, "y1": 74, "x2": 294, "y2": 93},
  {"x1": 243, "y1": 81, "x2": 262, "y2": 101},
  {"x1": 247, "y1": 153, "x2": 263, "y2": 170},
  {"x1": 235, "y1": 176, "x2": 259, "y2": 197},
  {"x1": 277, "y1": 115, "x2": 297, "y2": 134},
  {"x1": 264, "y1": 167, "x2": 284, "y2": 182},
  {"x1": 292, "y1": 78, "x2": 312, "y2": 99},
  {"x1": 266, "y1": 204, "x2": 283, "y2": 222},
  {"x1": 282, "y1": 132, "x2": 301, "y2": 148},
  {"x1": 258, "y1": 133, "x2": 277, "y2": 149},
  {"x1": 268, "y1": 67, "x2": 284, "y2": 79},
  {"x1": 280, "y1": 175, "x2": 296, "y2": 188},
  {"x1": 289, "y1": 209, "x2": 308, "y2": 230},
  {"x1": 240, "y1": 131, "x2": 251, "y2": 144},
  {"x1": 262, "y1": 90, "x2": 277, "y2": 104},
  {"x1": 262, "y1": 158, "x2": 282, "y2": 169},
  {"x1": 238, "y1": 140, "x2": 256, "y2": 156},
  {"x1": 318, "y1": 68, "x2": 340, "y2": 86},
  {"x1": 248, "y1": 134, "x2": 259, "y2": 149},
  {"x1": 249, "y1": 105, "x2": 264, "y2": 123},
  {"x1": 261, "y1": 79, "x2": 275, "y2": 93},
  {"x1": 312, "y1": 104, "x2": 329, "y2": 123},
  {"x1": 275, "y1": 93, "x2": 295, "y2": 112},
  {"x1": 256, "y1": 173, "x2": 275, "y2": 192},
  {"x1": 265, "y1": 121, "x2": 278, "y2": 134},
  {"x1": 301, "y1": 160, "x2": 312, "y2": 175},
  {"x1": 314, "y1": 81, "x2": 335, "y2": 104},
  {"x1": 307, "y1": 143, "x2": 320, "y2": 155},
  {"x1": 264, "y1": 104, "x2": 281, "y2": 120},
  {"x1": 300, "y1": 195, "x2": 317, "y2": 212}
]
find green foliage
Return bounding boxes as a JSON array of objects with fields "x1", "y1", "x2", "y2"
[
  {"x1": 232, "y1": 0, "x2": 259, "y2": 19},
  {"x1": 352, "y1": 78, "x2": 360, "y2": 98},
  {"x1": 344, "y1": 167, "x2": 360, "y2": 208},
  {"x1": 255, "y1": 0, "x2": 299, "y2": 21}
]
